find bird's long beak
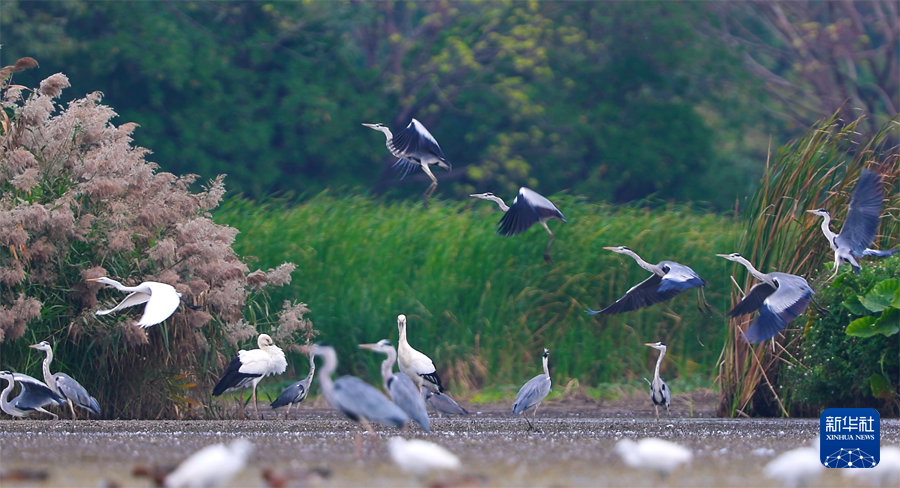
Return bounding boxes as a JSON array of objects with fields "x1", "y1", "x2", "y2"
[
  {"x1": 804, "y1": 210, "x2": 819, "y2": 215},
  {"x1": 28, "y1": 344, "x2": 40, "y2": 349},
  {"x1": 298, "y1": 345, "x2": 312, "y2": 354},
  {"x1": 715, "y1": 254, "x2": 731, "y2": 258},
  {"x1": 358, "y1": 344, "x2": 375, "y2": 350},
  {"x1": 85, "y1": 278, "x2": 100, "y2": 282},
  {"x1": 602, "y1": 246, "x2": 618, "y2": 251},
  {"x1": 644, "y1": 343, "x2": 654, "y2": 347},
  {"x1": 361, "y1": 123, "x2": 377, "y2": 128}
]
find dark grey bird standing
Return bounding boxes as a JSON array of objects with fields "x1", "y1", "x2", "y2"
[
  {"x1": 270, "y1": 351, "x2": 316, "y2": 416},
  {"x1": 0, "y1": 371, "x2": 64, "y2": 419},
  {"x1": 471, "y1": 188, "x2": 567, "y2": 262},
  {"x1": 587, "y1": 246, "x2": 711, "y2": 315},
  {"x1": 512, "y1": 348, "x2": 552, "y2": 432},
  {"x1": 29, "y1": 341, "x2": 101, "y2": 419},
  {"x1": 424, "y1": 390, "x2": 469, "y2": 418},
  {"x1": 717, "y1": 253, "x2": 814, "y2": 343},
  {"x1": 644, "y1": 342, "x2": 671, "y2": 422},
  {"x1": 359, "y1": 339, "x2": 431, "y2": 432},
  {"x1": 363, "y1": 119, "x2": 451, "y2": 206},
  {"x1": 807, "y1": 169, "x2": 898, "y2": 282}
]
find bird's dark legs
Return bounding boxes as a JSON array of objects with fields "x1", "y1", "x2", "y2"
[
  {"x1": 696, "y1": 287, "x2": 714, "y2": 316},
  {"x1": 523, "y1": 414, "x2": 535, "y2": 431},
  {"x1": 252, "y1": 386, "x2": 261, "y2": 420},
  {"x1": 541, "y1": 221, "x2": 555, "y2": 262}
]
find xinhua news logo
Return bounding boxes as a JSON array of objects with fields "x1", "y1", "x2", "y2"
[{"x1": 820, "y1": 407, "x2": 880, "y2": 468}]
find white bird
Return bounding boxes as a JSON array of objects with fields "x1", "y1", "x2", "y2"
[
  {"x1": 396, "y1": 314, "x2": 445, "y2": 394},
  {"x1": 88, "y1": 277, "x2": 182, "y2": 328},
  {"x1": 164, "y1": 438, "x2": 253, "y2": 488},
  {"x1": 29, "y1": 341, "x2": 101, "y2": 419},
  {"x1": 212, "y1": 334, "x2": 287, "y2": 420},
  {"x1": 512, "y1": 348, "x2": 551, "y2": 431},
  {"x1": 388, "y1": 436, "x2": 461, "y2": 478},
  {"x1": 644, "y1": 341, "x2": 671, "y2": 422},
  {"x1": 470, "y1": 187, "x2": 567, "y2": 262},
  {"x1": 0, "y1": 371, "x2": 64, "y2": 419},
  {"x1": 763, "y1": 443, "x2": 824, "y2": 488},
  {"x1": 614, "y1": 438, "x2": 693, "y2": 477},
  {"x1": 359, "y1": 339, "x2": 431, "y2": 432},
  {"x1": 843, "y1": 445, "x2": 900, "y2": 486}
]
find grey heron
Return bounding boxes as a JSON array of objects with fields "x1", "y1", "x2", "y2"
[
  {"x1": 88, "y1": 277, "x2": 181, "y2": 328},
  {"x1": 30, "y1": 341, "x2": 101, "y2": 419},
  {"x1": 587, "y1": 246, "x2": 711, "y2": 315},
  {"x1": 614, "y1": 438, "x2": 693, "y2": 477},
  {"x1": 164, "y1": 438, "x2": 253, "y2": 488},
  {"x1": 397, "y1": 314, "x2": 445, "y2": 394},
  {"x1": 717, "y1": 253, "x2": 814, "y2": 343},
  {"x1": 806, "y1": 169, "x2": 898, "y2": 281},
  {"x1": 0, "y1": 371, "x2": 64, "y2": 419},
  {"x1": 424, "y1": 390, "x2": 469, "y2": 418},
  {"x1": 270, "y1": 350, "x2": 315, "y2": 416},
  {"x1": 213, "y1": 333, "x2": 287, "y2": 420},
  {"x1": 644, "y1": 341, "x2": 671, "y2": 422},
  {"x1": 470, "y1": 188, "x2": 567, "y2": 262},
  {"x1": 363, "y1": 119, "x2": 450, "y2": 206},
  {"x1": 512, "y1": 348, "x2": 551, "y2": 432},
  {"x1": 359, "y1": 339, "x2": 431, "y2": 433},
  {"x1": 388, "y1": 437, "x2": 461, "y2": 478},
  {"x1": 300, "y1": 343, "x2": 408, "y2": 457}
]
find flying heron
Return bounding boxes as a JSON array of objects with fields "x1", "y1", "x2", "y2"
[
  {"x1": 587, "y1": 246, "x2": 711, "y2": 315},
  {"x1": 363, "y1": 119, "x2": 450, "y2": 206},
  {"x1": 88, "y1": 277, "x2": 182, "y2": 328},
  {"x1": 470, "y1": 188, "x2": 567, "y2": 262},
  {"x1": 806, "y1": 169, "x2": 898, "y2": 282},
  {"x1": 512, "y1": 348, "x2": 551, "y2": 432},
  {"x1": 213, "y1": 334, "x2": 287, "y2": 420},
  {"x1": 359, "y1": 339, "x2": 431, "y2": 433},
  {"x1": 644, "y1": 341, "x2": 671, "y2": 422},
  {"x1": 614, "y1": 438, "x2": 693, "y2": 477},
  {"x1": 396, "y1": 314, "x2": 445, "y2": 394},
  {"x1": 270, "y1": 350, "x2": 316, "y2": 416},
  {"x1": 29, "y1": 341, "x2": 101, "y2": 419},
  {"x1": 388, "y1": 437, "x2": 461, "y2": 479},
  {"x1": 424, "y1": 390, "x2": 469, "y2": 418},
  {"x1": 164, "y1": 438, "x2": 253, "y2": 488},
  {"x1": 717, "y1": 253, "x2": 814, "y2": 343},
  {"x1": 0, "y1": 371, "x2": 64, "y2": 419}
]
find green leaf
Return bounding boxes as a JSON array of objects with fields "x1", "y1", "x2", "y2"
[
  {"x1": 892, "y1": 289, "x2": 900, "y2": 309},
  {"x1": 846, "y1": 316, "x2": 879, "y2": 337},
  {"x1": 859, "y1": 278, "x2": 900, "y2": 313},
  {"x1": 870, "y1": 373, "x2": 895, "y2": 400},
  {"x1": 872, "y1": 307, "x2": 899, "y2": 337},
  {"x1": 842, "y1": 294, "x2": 869, "y2": 316}
]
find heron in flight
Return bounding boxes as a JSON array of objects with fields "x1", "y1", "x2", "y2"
[
  {"x1": 587, "y1": 246, "x2": 711, "y2": 315},
  {"x1": 213, "y1": 334, "x2": 287, "y2": 420},
  {"x1": 359, "y1": 339, "x2": 431, "y2": 432},
  {"x1": 363, "y1": 119, "x2": 450, "y2": 206},
  {"x1": 396, "y1": 314, "x2": 445, "y2": 394},
  {"x1": 0, "y1": 371, "x2": 64, "y2": 419},
  {"x1": 717, "y1": 253, "x2": 814, "y2": 343},
  {"x1": 471, "y1": 188, "x2": 567, "y2": 262},
  {"x1": 644, "y1": 342, "x2": 671, "y2": 422},
  {"x1": 512, "y1": 348, "x2": 551, "y2": 432},
  {"x1": 88, "y1": 277, "x2": 182, "y2": 328},
  {"x1": 270, "y1": 350, "x2": 316, "y2": 416},
  {"x1": 806, "y1": 169, "x2": 898, "y2": 281},
  {"x1": 29, "y1": 341, "x2": 101, "y2": 419}
]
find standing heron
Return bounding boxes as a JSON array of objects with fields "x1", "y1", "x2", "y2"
[
  {"x1": 359, "y1": 339, "x2": 430, "y2": 433},
  {"x1": 470, "y1": 188, "x2": 567, "y2": 262},
  {"x1": 0, "y1": 371, "x2": 64, "y2": 419},
  {"x1": 363, "y1": 119, "x2": 451, "y2": 206},
  {"x1": 512, "y1": 348, "x2": 551, "y2": 432},
  {"x1": 396, "y1": 314, "x2": 445, "y2": 394},
  {"x1": 29, "y1": 341, "x2": 101, "y2": 419},
  {"x1": 213, "y1": 334, "x2": 287, "y2": 420},
  {"x1": 806, "y1": 169, "x2": 898, "y2": 281},
  {"x1": 424, "y1": 390, "x2": 469, "y2": 418},
  {"x1": 300, "y1": 344, "x2": 408, "y2": 458},
  {"x1": 644, "y1": 342, "x2": 671, "y2": 422},
  {"x1": 88, "y1": 277, "x2": 182, "y2": 328},
  {"x1": 270, "y1": 350, "x2": 316, "y2": 416},
  {"x1": 717, "y1": 253, "x2": 814, "y2": 343},
  {"x1": 587, "y1": 246, "x2": 711, "y2": 315}
]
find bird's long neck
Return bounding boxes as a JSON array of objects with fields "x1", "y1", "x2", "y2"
[
  {"x1": 104, "y1": 278, "x2": 140, "y2": 293},
  {"x1": 305, "y1": 354, "x2": 316, "y2": 383},
  {"x1": 398, "y1": 323, "x2": 408, "y2": 348},
  {"x1": 734, "y1": 256, "x2": 774, "y2": 285},
  {"x1": 621, "y1": 250, "x2": 661, "y2": 275},
  {"x1": 654, "y1": 347, "x2": 666, "y2": 382},
  {"x1": 486, "y1": 195, "x2": 509, "y2": 212},
  {"x1": 0, "y1": 378, "x2": 14, "y2": 411},
  {"x1": 542, "y1": 355, "x2": 550, "y2": 378},
  {"x1": 40, "y1": 349, "x2": 57, "y2": 393},
  {"x1": 380, "y1": 348, "x2": 397, "y2": 390},
  {"x1": 316, "y1": 350, "x2": 338, "y2": 406},
  {"x1": 818, "y1": 213, "x2": 837, "y2": 244}
]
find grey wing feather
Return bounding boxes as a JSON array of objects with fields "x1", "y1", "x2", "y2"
[
  {"x1": 391, "y1": 119, "x2": 446, "y2": 160},
  {"x1": 519, "y1": 188, "x2": 565, "y2": 221},
  {"x1": 727, "y1": 282, "x2": 777, "y2": 318},
  {"x1": 11, "y1": 373, "x2": 64, "y2": 409},
  {"x1": 512, "y1": 374, "x2": 551, "y2": 414},
  {"x1": 426, "y1": 391, "x2": 469, "y2": 416},
  {"x1": 587, "y1": 274, "x2": 682, "y2": 315},
  {"x1": 657, "y1": 262, "x2": 706, "y2": 293},
  {"x1": 497, "y1": 196, "x2": 540, "y2": 236},
  {"x1": 387, "y1": 373, "x2": 430, "y2": 432},
  {"x1": 333, "y1": 376, "x2": 408, "y2": 428},
  {"x1": 743, "y1": 273, "x2": 813, "y2": 343},
  {"x1": 862, "y1": 248, "x2": 899, "y2": 257},
  {"x1": 836, "y1": 170, "x2": 884, "y2": 256},
  {"x1": 55, "y1": 373, "x2": 100, "y2": 414},
  {"x1": 270, "y1": 381, "x2": 307, "y2": 409}
]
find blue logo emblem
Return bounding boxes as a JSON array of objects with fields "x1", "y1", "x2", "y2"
[{"x1": 820, "y1": 407, "x2": 880, "y2": 468}]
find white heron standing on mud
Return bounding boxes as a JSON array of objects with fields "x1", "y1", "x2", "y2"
[
  {"x1": 644, "y1": 341, "x2": 671, "y2": 422},
  {"x1": 29, "y1": 341, "x2": 101, "y2": 419},
  {"x1": 397, "y1": 315, "x2": 445, "y2": 394},
  {"x1": 270, "y1": 350, "x2": 316, "y2": 416},
  {"x1": 470, "y1": 188, "x2": 567, "y2": 262},
  {"x1": 0, "y1": 371, "x2": 64, "y2": 419},
  {"x1": 213, "y1": 334, "x2": 287, "y2": 420},
  {"x1": 88, "y1": 277, "x2": 182, "y2": 328},
  {"x1": 359, "y1": 339, "x2": 431, "y2": 432},
  {"x1": 512, "y1": 348, "x2": 551, "y2": 432}
]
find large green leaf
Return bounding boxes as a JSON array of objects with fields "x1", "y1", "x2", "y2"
[
  {"x1": 873, "y1": 307, "x2": 899, "y2": 337},
  {"x1": 892, "y1": 289, "x2": 900, "y2": 309},
  {"x1": 846, "y1": 316, "x2": 879, "y2": 337},
  {"x1": 859, "y1": 278, "x2": 900, "y2": 313},
  {"x1": 842, "y1": 294, "x2": 869, "y2": 315},
  {"x1": 870, "y1": 373, "x2": 895, "y2": 400}
]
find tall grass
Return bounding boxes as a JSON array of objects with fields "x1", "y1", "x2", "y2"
[{"x1": 216, "y1": 194, "x2": 740, "y2": 394}]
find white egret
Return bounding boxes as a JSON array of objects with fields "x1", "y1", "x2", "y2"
[{"x1": 88, "y1": 277, "x2": 181, "y2": 328}]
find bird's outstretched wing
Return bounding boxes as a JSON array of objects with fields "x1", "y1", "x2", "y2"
[
  {"x1": 497, "y1": 194, "x2": 540, "y2": 236},
  {"x1": 137, "y1": 282, "x2": 181, "y2": 328},
  {"x1": 862, "y1": 247, "x2": 899, "y2": 257},
  {"x1": 11, "y1": 373, "x2": 64, "y2": 409},
  {"x1": 657, "y1": 263, "x2": 706, "y2": 294},
  {"x1": 743, "y1": 275, "x2": 813, "y2": 343},
  {"x1": 518, "y1": 188, "x2": 566, "y2": 221},
  {"x1": 391, "y1": 119, "x2": 446, "y2": 160},
  {"x1": 95, "y1": 291, "x2": 151, "y2": 316},
  {"x1": 835, "y1": 170, "x2": 884, "y2": 256},
  {"x1": 726, "y1": 282, "x2": 777, "y2": 318},
  {"x1": 587, "y1": 274, "x2": 683, "y2": 315},
  {"x1": 391, "y1": 158, "x2": 420, "y2": 179}
]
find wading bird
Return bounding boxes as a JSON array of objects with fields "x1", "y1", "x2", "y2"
[
  {"x1": 717, "y1": 253, "x2": 814, "y2": 343},
  {"x1": 270, "y1": 350, "x2": 316, "y2": 416},
  {"x1": 397, "y1": 315, "x2": 444, "y2": 394},
  {"x1": 425, "y1": 390, "x2": 469, "y2": 418},
  {"x1": 614, "y1": 438, "x2": 693, "y2": 477},
  {"x1": 587, "y1": 247, "x2": 710, "y2": 315},
  {"x1": 164, "y1": 438, "x2": 253, "y2": 488},
  {"x1": 213, "y1": 334, "x2": 287, "y2": 420},
  {"x1": 807, "y1": 169, "x2": 898, "y2": 281},
  {"x1": 300, "y1": 343, "x2": 408, "y2": 458},
  {"x1": 764, "y1": 440, "x2": 823, "y2": 488},
  {"x1": 644, "y1": 342, "x2": 671, "y2": 422},
  {"x1": 470, "y1": 188, "x2": 567, "y2": 262},
  {"x1": 512, "y1": 348, "x2": 551, "y2": 432},
  {"x1": 88, "y1": 277, "x2": 181, "y2": 328},
  {"x1": 363, "y1": 119, "x2": 450, "y2": 206},
  {"x1": 29, "y1": 341, "x2": 101, "y2": 419},
  {"x1": 359, "y1": 339, "x2": 430, "y2": 432},
  {"x1": 0, "y1": 371, "x2": 63, "y2": 419},
  {"x1": 388, "y1": 437, "x2": 461, "y2": 478}
]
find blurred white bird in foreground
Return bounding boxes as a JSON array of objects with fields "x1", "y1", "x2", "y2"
[
  {"x1": 763, "y1": 441, "x2": 823, "y2": 488},
  {"x1": 614, "y1": 438, "x2": 692, "y2": 477},
  {"x1": 388, "y1": 437, "x2": 461, "y2": 478},
  {"x1": 843, "y1": 445, "x2": 900, "y2": 487},
  {"x1": 164, "y1": 438, "x2": 253, "y2": 488}
]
